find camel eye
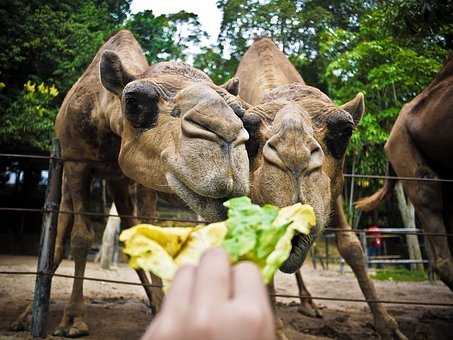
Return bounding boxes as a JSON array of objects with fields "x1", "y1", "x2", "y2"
[
  {"x1": 125, "y1": 96, "x2": 140, "y2": 113},
  {"x1": 123, "y1": 92, "x2": 159, "y2": 129}
]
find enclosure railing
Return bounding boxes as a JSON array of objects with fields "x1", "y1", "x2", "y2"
[{"x1": 1, "y1": 146, "x2": 453, "y2": 337}]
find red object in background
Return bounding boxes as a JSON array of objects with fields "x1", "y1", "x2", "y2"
[{"x1": 367, "y1": 225, "x2": 383, "y2": 248}]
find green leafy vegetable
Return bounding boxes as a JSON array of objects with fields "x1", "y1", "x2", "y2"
[
  {"x1": 222, "y1": 197, "x2": 284, "y2": 262},
  {"x1": 120, "y1": 196, "x2": 316, "y2": 286},
  {"x1": 222, "y1": 197, "x2": 315, "y2": 282}
]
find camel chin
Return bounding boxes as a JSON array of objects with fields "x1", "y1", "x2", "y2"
[{"x1": 165, "y1": 172, "x2": 227, "y2": 221}]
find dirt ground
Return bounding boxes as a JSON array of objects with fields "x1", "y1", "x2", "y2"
[{"x1": 1, "y1": 256, "x2": 453, "y2": 340}]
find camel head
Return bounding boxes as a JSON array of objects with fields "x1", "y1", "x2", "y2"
[
  {"x1": 99, "y1": 51, "x2": 250, "y2": 220},
  {"x1": 242, "y1": 84, "x2": 364, "y2": 272}
]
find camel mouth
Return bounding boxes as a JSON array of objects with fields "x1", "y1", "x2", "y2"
[
  {"x1": 169, "y1": 167, "x2": 241, "y2": 199},
  {"x1": 165, "y1": 172, "x2": 230, "y2": 221},
  {"x1": 161, "y1": 141, "x2": 249, "y2": 201},
  {"x1": 279, "y1": 229, "x2": 317, "y2": 273}
]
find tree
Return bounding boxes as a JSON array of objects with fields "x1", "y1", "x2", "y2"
[
  {"x1": 0, "y1": 2, "x2": 206, "y2": 151},
  {"x1": 0, "y1": 0, "x2": 128, "y2": 151},
  {"x1": 193, "y1": 47, "x2": 237, "y2": 84},
  {"x1": 213, "y1": 0, "x2": 450, "y2": 228},
  {"x1": 125, "y1": 10, "x2": 207, "y2": 63}
]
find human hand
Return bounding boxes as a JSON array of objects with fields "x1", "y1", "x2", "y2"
[{"x1": 142, "y1": 248, "x2": 276, "y2": 340}]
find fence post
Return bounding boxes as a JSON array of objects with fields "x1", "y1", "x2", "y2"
[
  {"x1": 325, "y1": 235, "x2": 329, "y2": 270},
  {"x1": 31, "y1": 138, "x2": 63, "y2": 338},
  {"x1": 424, "y1": 234, "x2": 436, "y2": 282},
  {"x1": 360, "y1": 230, "x2": 369, "y2": 271}
]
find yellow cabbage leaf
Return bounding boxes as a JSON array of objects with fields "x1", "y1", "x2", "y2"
[{"x1": 119, "y1": 200, "x2": 316, "y2": 286}]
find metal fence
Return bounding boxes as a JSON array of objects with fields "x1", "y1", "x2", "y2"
[{"x1": 1, "y1": 143, "x2": 453, "y2": 338}]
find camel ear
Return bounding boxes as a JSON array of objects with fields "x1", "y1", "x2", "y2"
[
  {"x1": 221, "y1": 77, "x2": 240, "y2": 96},
  {"x1": 100, "y1": 50, "x2": 136, "y2": 96},
  {"x1": 340, "y1": 92, "x2": 365, "y2": 125},
  {"x1": 242, "y1": 111, "x2": 262, "y2": 159}
]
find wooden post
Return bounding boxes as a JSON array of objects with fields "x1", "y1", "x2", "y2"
[
  {"x1": 360, "y1": 230, "x2": 369, "y2": 271},
  {"x1": 395, "y1": 182, "x2": 423, "y2": 271},
  {"x1": 31, "y1": 138, "x2": 63, "y2": 338},
  {"x1": 325, "y1": 234, "x2": 329, "y2": 270},
  {"x1": 99, "y1": 204, "x2": 120, "y2": 269}
]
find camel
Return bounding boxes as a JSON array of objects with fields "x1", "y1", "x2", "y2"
[
  {"x1": 234, "y1": 38, "x2": 405, "y2": 339},
  {"x1": 11, "y1": 30, "x2": 251, "y2": 337},
  {"x1": 356, "y1": 55, "x2": 453, "y2": 291}
]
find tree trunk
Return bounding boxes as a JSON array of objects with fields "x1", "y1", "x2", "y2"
[
  {"x1": 395, "y1": 181, "x2": 423, "y2": 271},
  {"x1": 98, "y1": 204, "x2": 120, "y2": 269}
]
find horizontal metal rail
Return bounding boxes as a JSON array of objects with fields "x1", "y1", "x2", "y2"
[
  {"x1": 342, "y1": 173, "x2": 453, "y2": 183},
  {"x1": 1, "y1": 152, "x2": 453, "y2": 183},
  {"x1": 1, "y1": 270, "x2": 451, "y2": 307},
  {"x1": 367, "y1": 259, "x2": 429, "y2": 264},
  {"x1": 1, "y1": 206, "x2": 453, "y2": 237}
]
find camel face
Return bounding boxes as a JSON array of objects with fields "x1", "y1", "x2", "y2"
[
  {"x1": 243, "y1": 90, "x2": 363, "y2": 272},
  {"x1": 250, "y1": 102, "x2": 331, "y2": 223},
  {"x1": 162, "y1": 83, "x2": 250, "y2": 220},
  {"x1": 100, "y1": 51, "x2": 250, "y2": 220}
]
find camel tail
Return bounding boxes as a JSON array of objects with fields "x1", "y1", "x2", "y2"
[{"x1": 355, "y1": 162, "x2": 396, "y2": 212}]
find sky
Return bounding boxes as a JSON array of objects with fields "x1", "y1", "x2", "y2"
[{"x1": 130, "y1": 0, "x2": 223, "y2": 45}]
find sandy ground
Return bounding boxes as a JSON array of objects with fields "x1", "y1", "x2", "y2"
[{"x1": 1, "y1": 256, "x2": 453, "y2": 339}]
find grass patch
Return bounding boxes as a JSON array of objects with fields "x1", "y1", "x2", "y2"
[{"x1": 371, "y1": 267, "x2": 428, "y2": 282}]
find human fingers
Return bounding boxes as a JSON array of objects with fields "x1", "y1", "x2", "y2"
[
  {"x1": 232, "y1": 261, "x2": 269, "y2": 304},
  {"x1": 161, "y1": 264, "x2": 196, "y2": 315},
  {"x1": 192, "y1": 247, "x2": 231, "y2": 307},
  {"x1": 231, "y1": 261, "x2": 276, "y2": 339},
  {"x1": 142, "y1": 265, "x2": 196, "y2": 340}
]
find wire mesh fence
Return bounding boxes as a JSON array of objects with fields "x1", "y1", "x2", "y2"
[
  {"x1": 1, "y1": 270, "x2": 452, "y2": 308},
  {"x1": 1, "y1": 150, "x2": 452, "y2": 337},
  {"x1": 2, "y1": 152, "x2": 453, "y2": 182}
]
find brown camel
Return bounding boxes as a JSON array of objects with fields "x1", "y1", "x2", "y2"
[
  {"x1": 11, "y1": 30, "x2": 250, "y2": 337},
  {"x1": 234, "y1": 38, "x2": 405, "y2": 339},
  {"x1": 356, "y1": 55, "x2": 453, "y2": 291}
]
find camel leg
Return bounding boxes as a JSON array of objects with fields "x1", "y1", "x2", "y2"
[
  {"x1": 443, "y1": 184, "x2": 453, "y2": 252},
  {"x1": 11, "y1": 171, "x2": 74, "y2": 332},
  {"x1": 267, "y1": 279, "x2": 289, "y2": 340},
  {"x1": 136, "y1": 186, "x2": 164, "y2": 314},
  {"x1": 54, "y1": 173, "x2": 74, "y2": 267},
  {"x1": 333, "y1": 197, "x2": 406, "y2": 340},
  {"x1": 134, "y1": 185, "x2": 164, "y2": 313},
  {"x1": 385, "y1": 128, "x2": 453, "y2": 290},
  {"x1": 401, "y1": 177, "x2": 453, "y2": 289},
  {"x1": 54, "y1": 164, "x2": 93, "y2": 337},
  {"x1": 108, "y1": 180, "x2": 163, "y2": 313},
  {"x1": 295, "y1": 271, "x2": 322, "y2": 318}
]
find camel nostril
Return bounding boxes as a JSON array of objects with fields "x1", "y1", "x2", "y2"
[
  {"x1": 181, "y1": 117, "x2": 220, "y2": 143},
  {"x1": 310, "y1": 144, "x2": 321, "y2": 157},
  {"x1": 233, "y1": 128, "x2": 249, "y2": 146},
  {"x1": 307, "y1": 142, "x2": 324, "y2": 172},
  {"x1": 263, "y1": 141, "x2": 286, "y2": 171}
]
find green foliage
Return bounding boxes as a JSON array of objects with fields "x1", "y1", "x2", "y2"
[
  {"x1": 0, "y1": 0, "x2": 127, "y2": 150},
  {"x1": 0, "y1": 1, "x2": 205, "y2": 151},
  {"x1": 318, "y1": 5, "x2": 446, "y2": 178},
  {"x1": 371, "y1": 267, "x2": 428, "y2": 282},
  {"x1": 0, "y1": 81, "x2": 59, "y2": 150},
  {"x1": 1, "y1": 0, "x2": 451, "y2": 167},
  {"x1": 210, "y1": 0, "x2": 451, "y2": 227},
  {"x1": 193, "y1": 47, "x2": 238, "y2": 84},
  {"x1": 125, "y1": 10, "x2": 207, "y2": 63},
  {"x1": 213, "y1": 0, "x2": 450, "y2": 179}
]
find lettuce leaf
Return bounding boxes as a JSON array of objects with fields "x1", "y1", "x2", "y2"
[
  {"x1": 222, "y1": 197, "x2": 289, "y2": 265},
  {"x1": 120, "y1": 197, "x2": 316, "y2": 287}
]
